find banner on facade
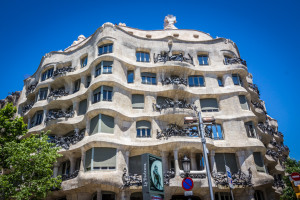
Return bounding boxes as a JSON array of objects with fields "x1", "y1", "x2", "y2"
[
  {"x1": 225, "y1": 165, "x2": 234, "y2": 189},
  {"x1": 142, "y1": 153, "x2": 164, "y2": 199}
]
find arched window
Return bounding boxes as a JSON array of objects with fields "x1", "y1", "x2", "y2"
[{"x1": 136, "y1": 120, "x2": 151, "y2": 138}]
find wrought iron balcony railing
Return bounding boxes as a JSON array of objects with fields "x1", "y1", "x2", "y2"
[
  {"x1": 22, "y1": 102, "x2": 34, "y2": 114},
  {"x1": 122, "y1": 168, "x2": 142, "y2": 188},
  {"x1": 212, "y1": 168, "x2": 252, "y2": 188},
  {"x1": 161, "y1": 77, "x2": 187, "y2": 86},
  {"x1": 53, "y1": 66, "x2": 75, "y2": 77},
  {"x1": 251, "y1": 100, "x2": 266, "y2": 113},
  {"x1": 164, "y1": 169, "x2": 175, "y2": 185},
  {"x1": 266, "y1": 149, "x2": 282, "y2": 161},
  {"x1": 26, "y1": 82, "x2": 38, "y2": 95},
  {"x1": 52, "y1": 129, "x2": 85, "y2": 150},
  {"x1": 157, "y1": 124, "x2": 198, "y2": 139},
  {"x1": 45, "y1": 109, "x2": 74, "y2": 123},
  {"x1": 62, "y1": 170, "x2": 79, "y2": 181},
  {"x1": 153, "y1": 98, "x2": 197, "y2": 112},
  {"x1": 154, "y1": 52, "x2": 194, "y2": 65},
  {"x1": 224, "y1": 57, "x2": 247, "y2": 66},
  {"x1": 273, "y1": 178, "x2": 285, "y2": 189},
  {"x1": 248, "y1": 83, "x2": 260, "y2": 96},
  {"x1": 48, "y1": 89, "x2": 69, "y2": 99},
  {"x1": 258, "y1": 122, "x2": 282, "y2": 137}
]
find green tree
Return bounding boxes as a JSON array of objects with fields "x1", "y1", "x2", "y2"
[
  {"x1": 281, "y1": 158, "x2": 300, "y2": 200},
  {"x1": 0, "y1": 103, "x2": 61, "y2": 199}
]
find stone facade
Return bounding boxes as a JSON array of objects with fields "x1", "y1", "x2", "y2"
[{"x1": 15, "y1": 17, "x2": 288, "y2": 200}]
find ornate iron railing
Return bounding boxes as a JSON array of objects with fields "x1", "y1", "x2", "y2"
[
  {"x1": 164, "y1": 169, "x2": 175, "y2": 185},
  {"x1": 62, "y1": 170, "x2": 79, "y2": 181},
  {"x1": 154, "y1": 52, "x2": 194, "y2": 65},
  {"x1": 45, "y1": 109, "x2": 74, "y2": 123},
  {"x1": 53, "y1": 66, "x2": 75, "y2": 77},
  {"x1": 251, "y1": 100, "x2": 266, "y2": 113},
  {"x1": 48, "y1": 89, "x2": 69, "y2": 99},
  {"x1": 52, "y1": 129, "x2": 85, "y2": 150},
  {"x1": 157, "y1": 124, "x2": 198, "y2": 139},
  {"x1": 224, "y1": 57, "x2": 247, "y2": 66},
  {"x1": 161, "y1": 77, "x2": 187, "y2": 86},
  {"x1": 180, "y1": 172, "x2": 206, "y2": 179},
  {"x1": 273, "y1": 178, "x2": 285, "y2": 188},
  {"x1": 26, "y1": 82, "x2": 38, "y2": 95},
  {"x1": 248, "y1": 83, "x2": 260, "y2": 95},
  {"x1": 22, "y1": 102, "x2": 34, "y2": 114},
  {"x1": 266, "y1": 149, "x2": 281, "y2": 161},
  {"x1": 212, "y1": 168, "x2": 252, "y2": 187},
  {"x1": 122, "y1": 168, "x2": 142, "y2": 188},
  {"x1": 258, "y1": 122, "x2": 283, "y2": 138},
  {"x1": 153, "y1": 98, "x2": 197, "y2": 112}
]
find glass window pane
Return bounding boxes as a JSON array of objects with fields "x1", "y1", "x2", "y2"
[
  {"x1": 188, "y1": 77, "x2": 194, "y2": 87},
  {"x1": 128, "y1": 71, "x2": 134, "y2": 83},
  {"x1": 104, "y1": 46, "x2": 107, "y2": 53},
  {"x1": 103, "y1": 91, "x2": 107, "y2": 100},
  {"x1": 142, "y1": 129, "x2": 146, "y2": 137},
  {"x1": 199, "y1": 76, "x2": 204, "y2": 86},
  {"x1": 145, "y1": 53, "x2": 149, "y2": 62},
  {"x1": 147, "y1": 77, "x2": 151, "y2": 84},
  {"x1": 217, "y1": 125, "x2": 223, "y2": 139},
  {"x1": 137, "y1": 129, "x2": 141, "y2": 137},
  {"x1": 152, "y1": 77, "x2": 156, "y2": 85},
  {"x1": 136, "y1": 52, "x2": 140, "y2": 62},
  {"x1": 194, "y1": 77, "x2": 199, "y2": 86},
  {"x1": 109, "y1": 44, "x2": 112, "y2": 53},
  {"x1": 232, "y1": 75, "x2": 239, "y2": 85},
  {"x1": 142, "y1": 76, "x2": 146, "y2": 84},
  {"x1": 147, "y1": 129, "x2": 151, "y2": 137},
  {"x1": 141, "y1": 53, "x2": 144, "y2": 62},
  {"x1": 108, "y1": 91, "x2": 112, "y2": 101}
]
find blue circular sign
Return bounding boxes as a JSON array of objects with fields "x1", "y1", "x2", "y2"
[{"x1": 182, "y1": 177, "x2": 194, "y2": 191}]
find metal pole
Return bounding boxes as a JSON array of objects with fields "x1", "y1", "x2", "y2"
[
  {"x1": 197, "y1": 111, "x2": 214, "y2": 200},
  {"x1": 230, "y1": 188, "x2": 235, "y2": 200}
]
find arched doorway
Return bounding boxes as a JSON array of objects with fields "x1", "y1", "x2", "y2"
[{"x1": 171, "y1": 195, "x2": 201, "y2": 200}]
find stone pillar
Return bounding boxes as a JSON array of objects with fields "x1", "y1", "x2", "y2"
[
  {"x1": 72, "y1": 100, "x2": 79, "y2": 117},
  {"x1": 43, "y1": 108, "x2": 47, "y2": 124},
  {"x1": 81, "y1": 75, "x2": 86, "y2": 89},
  {"x1": 223, "y1": 73, "x2": 233, "y2": 87},
  {"x1": 209, "y1": 150, "x2": 216, "y2": 172},
  {"x1": 88, "y1": 90, "x2": 93, "y2": 107},
  {"x1": 190, "y1": 152, "x2": 197, "y2": 171},
  {"x1": 27, "y1": 117, "x2": 31, "y2": 129},
  {"x1": 48, "y1": 84, "x2": 51, "y2": 93},
  {"x1": 125, "y1": 151, "x2": 130, "y2": 171},
  {"x1": 69, "y1": 156, "x2": 76, "y2": 174},
  {"x1": 161, "y1": 151, "x2": 169, "y2": 173},
  {"x1": 85, "y1": 119, "x2": 90, "y2": 136},
  {"x1": 236, "y1": 151, "x2": 247, "y2": 172},
  {"x1": 247, "y1": 188, "x2": 255, "y2": 200},
  {"x1": 174, "y1": 149, "x2": 180, "y2": 176},
  {"x1": 53, "y1": 162, "x2": 60, "y2": 177},
  {"x1": 97, "y1": 188, "x2": 102, "y2": 200},
  {"x1": 80, "y1": 148, "x2": 85, "y2": 172}
]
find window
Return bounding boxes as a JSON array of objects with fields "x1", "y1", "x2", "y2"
[
  {"x1": 200, "y1": 98, "x2": 219, "y2": 112},
  {"x1": 254, "y1": 190, "x2": 265, "y2": 200},
  {"x1": 204, "y1": 124, "x2": 223, "y2": 139},
  {"x1": 141, "y1": 72, "x2": 156, "y2": 85},
  {"x1": 86, "y1": 76, "x2": 91, "y2": 88},
  {"x1": 78, "y1": 99, "x2": 87, "y2": 115},
  {"x1": 129, "y1": 155, "x2": 142, "y2": 174},
  {"x1": 232, "y1": 74, "x2": 243, "y2": 86},
  {"x1": 217, "y1": 77, "x2": 224, "y2": 87},
  {"x1": 38, "y1": 88, "x2": 48, "y2": 100},
  {"x1": 81, "y1": 56, "x2": 88, "y2": 68},
  {"x1": 98, "y1": 43, "x2": 113, "y2": 55},
  {"x1": 90, "y1": 114, "x2": 114, "y2": 135},
  {"x1": 95, "y1": 63, "x2": 101, "y2": 77},
  {"x1": 224, "y1": 55, "x2": 232, "y2": 65},
  {"x1": 136, "y1": 120, "x2": 151, "y2": 138},
  {"x1": 136, "y1": 52, "x2": 150, "y2": 62},
  {"x1": 85, "y1": 147, "x2": 116, "y2": 171},
  {"x1": 253, "y1": 152, "x2": 265, "y2": 173},
  {"x1": 102, "y1": 61, "x2": 113, "y2": 74},
  {"x1": 60, "y1": 161, "x2": 70, "y2": 176},
  {"x1": 245, "y1": 121, "x2": 256, "y2": 138},
  {"x1": 41, "y1": 68, "x2": 54, "y2": 81},
  {"x1": 196, "y1": 153, "x2": 205, "y2": 170},
  {"x1": 93, "y1": 86, "x2": 113, "y2": 103},
  {"x1": 215, "y1": 153, "x2": 238, "y2": 173},
  {"x1": 31, "y1": 111, "x2": 43, "y2": 127},
  {"x1": 215, "y1": 192, "x2": 233, "y2": 200},
  {"x1": 239, "y1": 95, "x2": 249, "y2": 110},
  {"x1": 188, "y1": 75, "x2": 205, "y2": 87},
  {"x1": 132, "y1": 94, "x2": 144, "y2": 109},
  {"x1": 198, "y1": 55, "x2": 209, "y2": 65},
  {"x1": 73, "y1": 79, "x2": 81, "y2": 93},
  {"x1": 127, "y1": 70, "x2": 134, "y2": 83}
]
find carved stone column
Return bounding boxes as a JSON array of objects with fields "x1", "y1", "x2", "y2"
[
  {"x1": 53, "y1": 162, "x2": 60, "y2": 177},
  {"x1": 81, "y1": 75, "x2": 86, "y2": 89},
  {"x1": 27, "y1": 117, "x2": 31, "y2": 129},
  {"x1": 43, "y1": 108, "x2": 47, "y2": 124},
  {"x1": 97, "y1": 188, "x2": 102, "y2": 200},
  {"x1": 173, "y1": 149, "x2": 180, "y2": 176},
  {"x1": 190, "y1": 152, "x2": 197, "y2": 171},
  {"x1": 80, "y1": 147, "x2": 85, "y2": 172},
  {"x1": 88, "y1": 90, "x2": 93, "y2": 107},
  {"x1": 69, "y1": 156, "x2": 76, "y2": 174},
  {"x1": 85, "y1": 119, "x2": 90, "y2": 136},
  {"x1": 236, "y1": 151, "x2": 247, "y2": 172},
  {"x1": 125, "y1": 151, "x2": 130, "y2": 171},
  {"x1": 223, "y1": 73, "x2": 233, "y2": 87},
  {"x1": 161, "y1": 151, "x2": 169, "y2": 173},
  {"x1": 72, "y1": 100, "x2": 79, "y2": 117},
  {"x1": 210, "y1": 150, "x2": 216, "y2": 172}
]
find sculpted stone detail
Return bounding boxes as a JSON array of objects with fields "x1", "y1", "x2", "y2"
[
  {"x1": 153, "y1": 98, "x2": 197, "y2": 112},
  {"x1": 48, "y1": 88, "x2": 69, "y2": 99},
  {"x1": 161, "y1": 76, "x2": 187, "y2": 86},
  {"x1": 164, "y1": 169, "x2": 175, "y2": 185},
  {"x1": 164, "y1": 15, "x2": 177, "y2": 30},
  {"x1": 26, "y1": 82, "x2": 38, "y2": 95},
  {"x1": 122, "y1": 168, "x2": 142, "y2": 188},
  {"x1": 154, "y1": 51, "x2": 194, "y2": 65},
  {"x1": 45, "y1": 109, "x2": 74, "y2": 123},
  {"x1": 71, "y1": 35, "x2": 86, "y2": 47},
  {"x1": 212, "y1": 168, "x2": 252, "y2": 187},
  {"x1": 52, "y1": 129, "x2": 85, "y2": 150},
  {"x1": 53, "y1": 66, "x2": 75, "y2": 77}
]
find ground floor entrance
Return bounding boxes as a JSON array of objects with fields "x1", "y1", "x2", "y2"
[{"x1": 171, "y1": 195, "x2": 201, "y2": 200}]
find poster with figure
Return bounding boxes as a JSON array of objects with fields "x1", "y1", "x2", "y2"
[{"x1": 142, "y1": 153, "x2": 164, "y2": 199}]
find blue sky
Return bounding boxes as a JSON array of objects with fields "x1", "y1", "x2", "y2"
[{"x1": 0, "y1": 0, "x2": 299, "y2": 160}]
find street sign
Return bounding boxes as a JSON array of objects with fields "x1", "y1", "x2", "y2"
[
  {"x1": 182, "y1": 177, "x2": 194, "y2": 191},
  {"x1": 184, "y1": 191, "x2": 193, "y2": 196},
  {"x1": 294, "y1": 180, "x2": 300, "y2": 186},
  {"x1": 291, "y1": 172, "x2": 300, "y2": 181},
  {"x1": 225, "y1": 165, "x2": 234, "y2": 189}
]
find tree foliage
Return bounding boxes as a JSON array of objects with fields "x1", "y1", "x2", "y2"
[
  {"x1": 281, "y1": 158, "x2": 300, "y2": 200},
  {"x1": 0, "y1": 103, "x2": 61, "y2": 200}
]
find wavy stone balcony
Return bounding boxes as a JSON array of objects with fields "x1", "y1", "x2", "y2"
[
  {"x1": 22, "y1": 102, "x2": 34, "y2": 114},
  {"x1": 212, "y1": 168, "x2": 252, "y2": 188},
  {"x1": 48, "y1": 88, "x2": 69, "y2": 99},
  {"x1": 45, "y1": 109, "x2": 75, "y2": 123},
  {"x1": 248, "y1": 83, "x2": 260, "y2": 97},
  {"x1": 52, "y1": 129, "x2": 85, "y2": 150}
]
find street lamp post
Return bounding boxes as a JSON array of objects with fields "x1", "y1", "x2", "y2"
[
  {"x1": 184, "y1": 112, "x2": 215, "y2": 200},
  {"x1": 182, "y1": 155, "x2": 191, "y2": 177}
]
